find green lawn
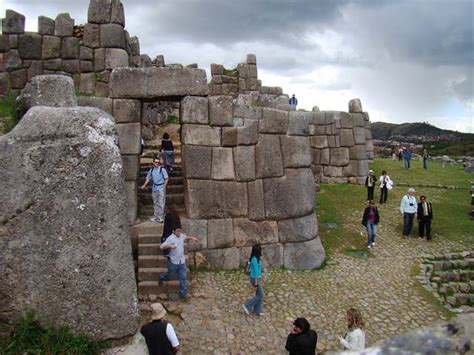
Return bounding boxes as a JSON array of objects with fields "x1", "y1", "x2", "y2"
[
  {"x1": 369, "y1": 158, "x2": 471, "y2": 188},
  {"x1": 316, "y1": 181, "x2": 473, "y2": 258}
]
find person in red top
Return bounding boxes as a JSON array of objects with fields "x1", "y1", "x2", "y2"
[{"x1": 362, "y1": 200, "x2": 380, "y2": 248}]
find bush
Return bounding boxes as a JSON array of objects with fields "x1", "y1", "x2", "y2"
[
  {"x1": 0, "y1": 311, "x2": 106, "y2": 355},
  {"x1": 0, "y1": 93, "x2": 19, "y2": 133}
]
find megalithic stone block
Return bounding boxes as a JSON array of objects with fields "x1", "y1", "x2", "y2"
[
  {"x1": 278, "y1": 214, "x2": 318, "y2": 243},
  {"x1": 2, "y1": 10, "x2": 25, "y2": 34},
  {"x1": 280, "y1": 136, "x2": 312, "y2": 168},
  {"x1": 283, "y1": 237, "x2": 325, "y2": 269},
  {"x1": 110, "y1": 67, "x2": 208, "y2": 98}
]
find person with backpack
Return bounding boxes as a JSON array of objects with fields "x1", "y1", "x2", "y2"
[
  {"x1": 140, "y1": 156, "x2": 169, "y2": 223},
  {"x1": 242, "y1": 244, "x2": 264, "y2": 316},
  {"x1": 161, "y1": 132, "x2": 175, "y2": 174}
]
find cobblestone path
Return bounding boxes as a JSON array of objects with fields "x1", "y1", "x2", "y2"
[{"x1": 151, "y1": 202, "x2": 469, "y2": 354}]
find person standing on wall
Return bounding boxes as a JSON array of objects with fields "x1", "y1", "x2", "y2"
[
  {"x1": 161, "y1": 132, "x2": 175, "y2": 174},
  {"x1": 422, "y1": 149, "x2": 429, "y2": 169},
  {"x1": 289, "y1": 94, "x2": 298, "y2": 110},
  {"x1": 285, "y1": 317, "x2": 318, "y2": 355},
  {"x1": 362, "y1": 200, "x2": 380, "y2": 249},
  {"x1": 141, "y1": 303, "x2": 180, "y2": 355},
  {"x1": 378, "y1": 170, "x2": 393, "y2": 204},
  {"x1": 400, "y1": 187, "x2": 417, "y2": 237},
  {"x1": 242, "y1": 244, "x2": 265, "y2": 316},
  {"x1": 365, "y1": 169, "x2": 377, "y2": 202},
  {"x1": 417, "y1": 195, "x2": 433, "y2": 241},
  {"x1": 140, "y1": 156, "x2": 169, "y2": 223}
]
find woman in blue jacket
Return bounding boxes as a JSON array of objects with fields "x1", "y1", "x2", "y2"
[{"x1": 242, "y1": 244, "x2": 264, "y2": 316}]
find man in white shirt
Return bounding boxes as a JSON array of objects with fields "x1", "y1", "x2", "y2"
[
  {"x1": 160, "y1": 226, "x2": 199, "y2": 299},
  {"x1": 400, "y1": 187, "x2": 417, "y2": 237}
]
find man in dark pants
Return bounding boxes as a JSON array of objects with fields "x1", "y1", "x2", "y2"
[
  {"x1": 141, "y1": 303, "x2": 180, "y2": 355},
  {"x1": 417, "y1": 195, "x2": 433, "y2": 240}
]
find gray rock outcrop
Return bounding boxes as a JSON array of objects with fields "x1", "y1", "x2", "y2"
[{"x1": 0, "y1": 106, "x2": 139, "y2": 339}]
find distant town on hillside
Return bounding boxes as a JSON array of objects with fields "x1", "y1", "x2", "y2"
[{"x1": 370, "y1": 122, "x2": 474, "y2": 157}]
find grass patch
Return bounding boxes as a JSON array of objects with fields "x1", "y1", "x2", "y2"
[
  {"x1": 369, "y1": 158, "x2": 471, "y2": 188},
  {"x1": 0, "y1": 311, "x2": 106, "y2": 355},
  {"x1": 222, "y1": 67, "x2": 238, "y2": 76},
  {"x1": 166, "y1": 114, "x2": 179, "y2": 124},
  {"x1": 0, "y1": 93, "x2": 19, "y2": 134}
]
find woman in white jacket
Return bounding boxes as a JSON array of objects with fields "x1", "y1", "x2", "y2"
[
  {"x1": 379, "y1": 170, "x2": 393, "y2": 204},
  {"x1": 339, "y1": 308, "x2": 366, "y2": 351}
]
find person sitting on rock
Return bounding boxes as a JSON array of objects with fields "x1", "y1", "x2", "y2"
[{"x1": 141, "y1": 302, "x2": 180, "y2": 354}]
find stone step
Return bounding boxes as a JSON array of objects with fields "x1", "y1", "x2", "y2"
[
  {"x1": 138, "y1": 267, "x2": 168, "y2": 281},
  {"x1": 138, "y1": 255, "x2": 168, "y2": 268},
  {"x1": 131, "y1": 222, "x2": 164, "y2": 235},
  {"x1": 138, "y1": 234, "x2": 161, "y2": 244},
  {"x1": 138, "y1": 193, "x2": 184, "y2": 206},
  {"x1": 140, "y1": 165, "x2": 182, "y2": 174},
  {"x1": 139, "y1": 243, "x2": 161, "y2": 255},
  {"x1": 141, "y1": 156, "x2": 182, "y2": 166},
  {"x1": 139, "y1": 205, "x2": 185, "y2": 216},
  {"x1": 138, "y1": 280, "x2": 180, "y2": 295}
]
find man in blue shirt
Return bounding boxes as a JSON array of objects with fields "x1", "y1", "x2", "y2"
[
  {"x1": 400, "y1": 187, "x2": 417, "y2": 236},
  {"x1": 289, "y1": 94, "x2": 298, "y2": 109},
  {"x1": 141, "y1": 156, "x2": 169, "y2": 223},
  {"x1": 403, "y1": 148, "x2": 412, "y2": 169}
]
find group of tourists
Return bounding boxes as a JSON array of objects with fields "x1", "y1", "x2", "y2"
[
  {"x1": 141, "y1": 242, "x2": 367, "y2": 354},
  {"x1": 363, "y1": 168, "x2": 434, "y2": 248},
  {"x1": 392, "y1": 147, "x2": 429, "y2": 170}
]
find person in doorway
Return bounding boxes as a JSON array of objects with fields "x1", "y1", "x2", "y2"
[
  {"x1": 141, "y1": 302, "x2": 180, "y2": 355},
  {"x1": 403, "y1": 148, "x2": 412, "y2": 169},
  {"x1": 140, "y1": 156, "x2": 168, "y2": 223},
  {"x1": 400, "y1": 187, "x2": 417, "y2": 237},
  {"x1": 242, "y1": 244, "x2": 264, "y2": 316},
  {"x1": 285, "y1": 317, "x2": 318, "y2": 355},
  {"x1": 159, "y1": 225, "x2": 199, "y2": 299},
  {"x1": 289, "y1": 94, "x2": 298, "y2": 109},
  {"x1": 422, "y1": 149, "x2": 429, "y2": 169},
  {"x1": 378, "y1": 170, "x2": 393, "y2": 204},
  {"x1": 339, "y1": 308, "x2": 366, "y2": 351},
  {"x1": 417, "y1": 195, "x2": 433, "y2": 241},
  {"x1": 161, "y1": 132, "x2": 175, "y2": 174},
  {"x1": 365, "y1": 169, "x2": 377, "y2": 201},
  {"x1": 362, "y1": 200, "x2": 380, "y2": 249}
]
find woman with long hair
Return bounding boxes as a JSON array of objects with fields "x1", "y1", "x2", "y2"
[
  {"x1": 339, "y1": 308, "x2": 366, "y2": 350},
  {"x1": 242, "y1": 244, "x2": 264, "y2": 316}
]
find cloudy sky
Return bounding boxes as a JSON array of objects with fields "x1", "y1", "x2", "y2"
[{"x1": 2, "y1": 0, "x2": 473, "y2": 132}]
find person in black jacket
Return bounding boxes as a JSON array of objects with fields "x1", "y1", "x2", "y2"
[
  {"x1": 362, "y1": 200, "x2": 380, "y2": 249},
  {"x1": 365, "y1": 170, "x2": 377, "y2": 201},
  {"x1": 141, "y1": 303, "x2": 180, "y2": 355},
  {"x1": 285, "y1": 317, "x2": 317, "y2": 355},
  {"x1": 417, "y1": 195, "x2": 433, "y2": 240}
]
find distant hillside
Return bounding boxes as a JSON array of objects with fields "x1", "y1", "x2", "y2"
[{"x1": 370, "y1": 122, "x2": 474, "y2": 142}]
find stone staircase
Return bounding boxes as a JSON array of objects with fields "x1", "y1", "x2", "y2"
[{"x1": 136, "y1": 140, "x2": 187, "y2": 300}]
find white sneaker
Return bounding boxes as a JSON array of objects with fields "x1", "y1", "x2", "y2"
[
  {"x1": 257, "y1": 312, "x2": 265, "y2": 316},
  {"x1": 150, "y1": 217, "x2": 157, "y2": 222},
  {"x1": 372, "y1": 242, "x2": 375, "y2": 247},
  {"x1": 368, "y1": 245, "x2": 371, "y2": 249},
  {"x1": 242, "y1": 304, "x2": 250, "y2": 315}
]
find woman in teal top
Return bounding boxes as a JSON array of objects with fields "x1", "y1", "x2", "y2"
[{"x1": 242, "y1": 244, "x2": 264, "y2": 316}]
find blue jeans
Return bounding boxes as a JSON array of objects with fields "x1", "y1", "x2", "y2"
[
  {"x1": 403, "y1": 213, "x2": 415, "y2": 236},
  {"x1": 367, "y1": 221, "x2": 377, "y2": 245},
  {"x1": 160, "y1": 261, "x2": 187, "y2": 298},
  {"x1": 404, "y1": 159, "x2": 411, "y2": 169},
  {"x1": 244, "y1": 278, "x2": 264, "y2": 315}
]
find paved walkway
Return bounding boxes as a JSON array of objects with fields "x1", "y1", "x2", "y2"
[{"x1": 140, "y1": 202, "x2": 468, "y2": 354}]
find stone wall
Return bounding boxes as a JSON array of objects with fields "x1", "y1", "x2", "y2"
[{"x1": 209, "y1": 54, "x2": 283, "y2": 98}]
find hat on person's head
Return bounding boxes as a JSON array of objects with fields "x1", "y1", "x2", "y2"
[
  {"x1": 368, "y1": 169, "x2": 374, "y2": 173},
  {"x1": 408, "y1": 187, "x2": 416, "y2": 193},
  {"x1": 150, "y1": 303, "x2": 166, "y2": 319}
]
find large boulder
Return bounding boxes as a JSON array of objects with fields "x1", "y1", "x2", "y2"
[
  {"x1": 0, "y1": 106, "x2": 140, "y2": 340},
  {"x1": 283, "y1": 237, "x2": 325, "y2": 269}
]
